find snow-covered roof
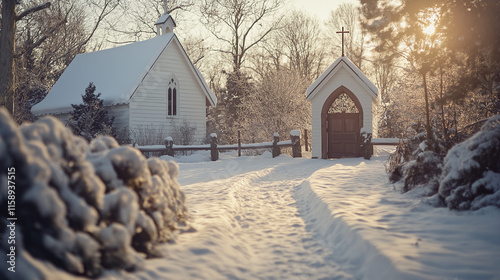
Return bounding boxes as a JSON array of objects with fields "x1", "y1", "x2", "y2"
[
  {"x1": 32, "y1": 34, "x2": 216, "y2": 115},
  {"x1": 155, "y1": 13, "x2": 176, "y2": 26},
  {"x1": 306, "y1": 56, "x2": 378, "y2": 101}
]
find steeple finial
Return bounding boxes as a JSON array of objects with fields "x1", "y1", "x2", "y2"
[
  {"x1": 155, "y1": 0, "x2": 176, "y2": 35},
  {"x1": 163, "y1": 0, "x2": 168, "y2": 15}
]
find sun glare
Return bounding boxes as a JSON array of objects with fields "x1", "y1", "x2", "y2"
[
  {"x1": 423, "y1": 24, "x2": 436, "y2": 35},
  {"x1": 421, "y1": 9, "x2": 440, "y2": 35}
]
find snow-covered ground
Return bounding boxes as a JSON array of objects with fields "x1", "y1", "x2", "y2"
[
  {"x1": 99, "y1": 150, "x2": 500, "y2": 280},
  {"x1": 15, "y1": 149, "x2": 499, "y2": 279}
]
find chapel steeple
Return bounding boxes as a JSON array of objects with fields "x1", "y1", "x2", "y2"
[{"x1": 155, "y1": 0, "x2": 176, "y2": 36}]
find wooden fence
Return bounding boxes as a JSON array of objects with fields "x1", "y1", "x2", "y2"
[
  {"x1": 371, "y1": 138, "x2": 401, "y2": 146},
  {"x1": 135, "y1": 130, "x2": 302, "y2": 161}
]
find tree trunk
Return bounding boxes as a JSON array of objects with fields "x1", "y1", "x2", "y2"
[
  {"x1": 439, "y1": 67, "x2": 450, "y2": 148},
  {"x1": 0, "y1": 0, "x2": 17, "y2": 115},
  {"x1": 422, "y1": 71, "x2": 434, "y2": 149}
]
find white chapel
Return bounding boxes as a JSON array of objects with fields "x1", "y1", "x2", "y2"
[
  {"x1": 306, "y1": 44, "x2": 378, "y2": 159},
  {"x1": 32, "y1": 1, "x2": 216, "y2": 143}
]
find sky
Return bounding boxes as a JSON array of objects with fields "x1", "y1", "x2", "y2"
[
  {"x1": 290, "y1": 0, "x2": 359, "y2": 20},
  {"x1": 97, "y1": 0, "x2": 363, "y2": 56}
]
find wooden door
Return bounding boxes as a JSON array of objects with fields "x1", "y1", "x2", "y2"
[{"x1": 327, "y1": 113, "x2": 360, "y2": 158}]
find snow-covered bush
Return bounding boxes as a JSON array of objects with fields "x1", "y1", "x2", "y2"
[
  {"x1": 403, "y1": 149, "x2": 443, "y2": 195},
  {"x1": 386, "y1": 131, "x2": 446, "y2": 195},
  {"x1": 385, "y1": 133, "x2": 423, "y2": 183},
  {"x1": 0, "y1": 108, "x2": 189, "y2": 279},
  {"x1": 438, "y1": 115, "x2": 500, "y2": 210},
  {"x1": 130, "y1": 123, "x2": 168, "y2": 146},
  {"x1": 170, "y1": 118, "x2": 198, "y2": 145}
]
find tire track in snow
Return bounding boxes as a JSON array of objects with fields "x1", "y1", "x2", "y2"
[
  {"x1": 137, "y1": 168, "x2": 276, "y2": 279},
  {"x1": 293, "y1": 159, "x2": 420, "y2": 280},
  {"x1": 136, "y1": 158, "x2": 355, "y2": 280},
  {"x1": 226, "y1": 162, "x2": 355, "y2": 279}
]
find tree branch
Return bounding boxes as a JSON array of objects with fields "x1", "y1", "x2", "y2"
[
  {"x1": 73, "y1": 0, "x2": 120, "y2": 53},
  {"x1": 15, "y1": 17, "x2": 68, "y2": 59},
  {"x1": 212, "y1": 48, "x2": 232, "y2": 55},
  {"x1": 16, "y1": 2, "x2": 51, "y2": 21}
]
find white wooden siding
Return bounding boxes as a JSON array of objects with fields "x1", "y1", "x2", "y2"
[
  {"x1": 129, "y1": 38, "x2": 207, "y2": 143},
  {"x1": 107, "y1": 104, "x2": 130, "y2": 132},
  {"x1": 372, "y1": 97, "x2": 379, "y2": 138}
]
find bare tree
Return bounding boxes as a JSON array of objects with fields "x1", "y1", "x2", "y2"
[
  {"x1": 249, "y1": 10, "x2": 326, "y2": 84},
  {"x1": 240, "y1": 69, "x2": 311, "y2": 142},
  {"x1": 13, "y1": 1, "x2": 85, "y2": 121},
  {"x1": 180, "y1": 35, "x2": 208, "y2": 66},
  {"x1": 16, "y1": 1, "x2": 86, "y2": 81},
  {"x1": 105, "y1": 0, "x2": 207, "y2": 66},
  {"x1": 372, "y1": 55, "x2": 400, "y2": 138},
  {"x1": 253, "y1": 35, "x2": 285, "y2": 76},
  {"x1": 0, "y1": 0, "x2": 121, "y2": 122},
  {"x1": 275, "y1": 10, "x2": 326, "y2": 81},
  {"x1": 326, "y1": 3, "x2": 366, "y2": 70},
  {"x1": 108, "y1": 0, "x2": 194, "y2": 43},
  {"x1": 0, "y1": 0, "x2": 50, "y2": 115},
  {"x1": 200, "y1": 0, "x2": 283, "y2": 72}
]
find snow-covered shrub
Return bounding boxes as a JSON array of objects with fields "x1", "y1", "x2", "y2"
[
  {"x1": 170, "y1": 118, "x2": 198, "y2": 145},
  {"x1": 438, "y1": 115, "x2": 500, "y2": 210},
  {"x1": 403, "y1": 150, "x2": 443, "y2": 194},
  {"x1": 385, "y1": 135, "x2": 420, "y2": 183},
  {"x1": 386, "y1": 131, "x2": 445, "y2": 195},
  {"x1": 0, "y1": 108, "x2": 189, "y2": 278},
  {"x1": 130, "y1": 123, "x2": 168, "y2": 146},
  {"x1": 114, "y1": 126, "x2": 132, "y2": 145}
]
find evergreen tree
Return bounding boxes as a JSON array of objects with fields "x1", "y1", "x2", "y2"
[
  {"x1": 68, "y1": 83, "x2": 114, "y2": 142},
  {"x1": 225, "y1": 71, "x2": 253, "y2": 125},
  {"x1": 207, "y1": 70, "x2": 254, "y2": 144},
  {"x1": 360, "y1": 0, "x2": 500, "y2": 138}
]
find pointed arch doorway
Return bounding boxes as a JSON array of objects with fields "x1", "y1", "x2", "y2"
[{"x1": 321, "y1": 86, "x2": 363, "y2": 158}]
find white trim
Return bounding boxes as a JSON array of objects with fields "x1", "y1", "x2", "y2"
[
  {"x1": 155, "y1": 13, "x2": 177, "y2": 26},
  {"x1": 170, "y1": 36, "x2": 217, "y2": 106},
  {"x1": 128, "y1": 35, "x2": 175, "y2": 102},
  {"x1": 306, "y1": 56, "x2": 378, "y2": 101}
]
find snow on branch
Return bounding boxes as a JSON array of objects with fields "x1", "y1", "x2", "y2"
[{"x1": 0, "y1": 108, "x2": 190, "y2": 277}]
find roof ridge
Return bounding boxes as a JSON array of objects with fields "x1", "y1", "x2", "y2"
[{"x1": 306, "y1": 56, "x2": 378, "y2": 101}]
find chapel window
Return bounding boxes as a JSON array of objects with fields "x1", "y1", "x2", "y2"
[
  {"x1": 328, "y1": 93, "x2": 359, "y2": 114},
  {"x1": 167, "y1": 77, "x2": 178, "y2": 116}
]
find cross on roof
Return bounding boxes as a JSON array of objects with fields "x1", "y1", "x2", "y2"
[
  {"x1": 163, "y1": 0, "x2": 168, "y2": 15},
  {"x1": 336, "y1": 27, "x2": 350, "y2": 57}
]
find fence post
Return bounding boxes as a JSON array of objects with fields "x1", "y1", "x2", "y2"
[
  {"x1": 164, "y1": 136, "x2": 174, "y2": 157},
  {"x1": 360, "y1": 132, "x2": 373, "y2": 160},
  {"x1": 210, "y1": 133, "x2": 219, "y2": 161},
  {"x1": 238, "y1": 130, "x2": 241, "y2": 157},
  {"x1": 290, "y1": 130, "x2": 302, "y2": 158},
  {"x1": 304, "y1": 128, "x2": 308, "y2": 152},
  {"x1": 272, "y1": 132, "x2": 280, "y2": 158}
]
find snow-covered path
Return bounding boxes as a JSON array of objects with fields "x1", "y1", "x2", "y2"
[
  {"x1": 134, "y1": 156, "x2": 353, "y2": 279},
  {"x1": 109, "y1": 152, "x2": 499, "y2": 280}
]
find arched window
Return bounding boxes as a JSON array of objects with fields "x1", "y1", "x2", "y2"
[
  {"x1": 328, "y1": 93, "x2": 359, "y2": 114},
  {"x1": 167, "y1": 77, "x2": 178, "y2": 116}
]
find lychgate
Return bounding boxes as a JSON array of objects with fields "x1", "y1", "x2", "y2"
[{"x1": 306, "y1": 56, "x2": 378, "y2": 159}]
